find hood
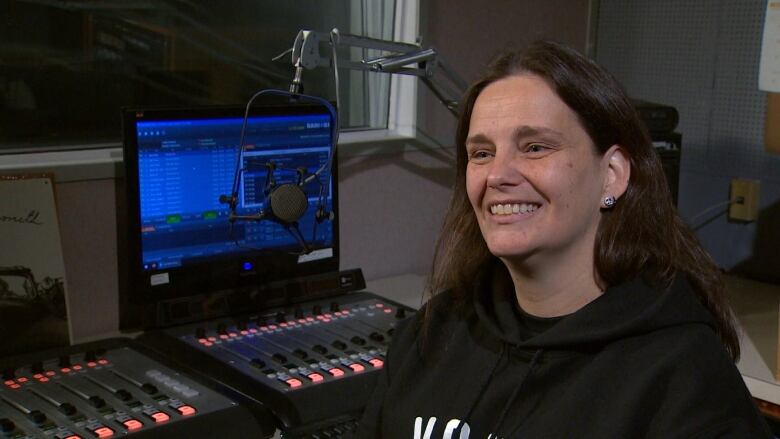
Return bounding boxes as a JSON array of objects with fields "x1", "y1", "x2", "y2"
[{"x1": 473, "y1": 262, "x2": 717, "y2": 350}]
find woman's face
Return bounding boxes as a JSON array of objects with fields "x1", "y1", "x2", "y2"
[{"x1": 465, "y1": 74, "x2": 610, "y2": 265}]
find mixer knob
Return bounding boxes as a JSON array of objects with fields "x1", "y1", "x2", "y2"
[
  {"x1": 216, "y1": 323, "x2": 227, "y2": 335},
  {"x1": 293, "y1": 349, "x2": 308, "y2": 359},
  {"x1": 331, "y1": 340, "x2": 347, "y2": 350},
  {"x1": 236, "y1": 320, "x2": 248, "y2": 331},
  {"x1": 195, "y1": 327, "x2": 206, "y2": 339},
  {"x1": 350, "y1": 336, "x2": 366, "y2": 346},
  {"x1": 0, "y1": 418, "x2": 14, "y2": 433},
  {"x1": 312, "y1": 305, "x2": 323, "y2": 315},
  {"x1": 255, "y1": 317, "x2": 268, "y2": 327},
  {"x1": 294, "y1": 307, "x2": 304, "y2": 319},
  {"x1": 59, "y1": 402, "x2": 77, "y2": 416},
  {"x1": 250, "y1": 358, "x2": 266, "y2": 369},
  {"x1": 84, "y1": 351, "x2": 97, "y2": 363},
  {"x1": 115, "y1": 389, "x2": 132, "y2": 401},
  {"x1": 272, "y1": 353, "x2": 287, "y2": 364},
  {"x1": 275, "y1": 312, "x2": 286, "y2": 324},
  {"x1": 312, "y1": 345, "x2": 328, "y2": 355},
  {"x1": 2, "y1": 368, "x2": 15, "y2": 380},
  {"x1": 30, "y1": 361, "x2": 44, "y2": 374},
  {"x1": 28, "y1": 410, "x2": 46, "y2": 425},
  {"x1": 369, "y1": 332, "x2": 385, "y2": 342},
  {"x1": 88, "y1": 396, "x2": 106, "y2": 408},
  {"x1": 395, "y1": 308, "x2": 407, "y2": 319},
  {"x1": 141, "y1": 383, "x2": 158, "y2": 395},
  {"x1": 58, "y1": 355, "x2": 71, "y2": 368},
  {"x1": 330, "y1": 302, "x2": 340, "y2": 312},
  {"x1": 387, "y1": 328, "x2": 395, "y2": 337}
]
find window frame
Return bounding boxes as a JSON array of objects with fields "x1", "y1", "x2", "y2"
[{"x1": 0, "y1": 0, "x2": 421, "y2": 183}]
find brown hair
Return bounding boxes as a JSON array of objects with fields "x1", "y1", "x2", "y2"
[{"x1": 430, "y1": 40, "x2": 739, "y2": 359}]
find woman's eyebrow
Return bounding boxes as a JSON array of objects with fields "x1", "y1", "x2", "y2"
[{"x1": 466, "y1": 125, "x2": 564, "y2": 145}]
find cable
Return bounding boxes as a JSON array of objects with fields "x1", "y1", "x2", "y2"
[
  {"x1": 687, "y1": 196, "x2": 745, "y2": 226},
  {"x1": 330, "y1": 28, "x2": 342, "y2": 116}
]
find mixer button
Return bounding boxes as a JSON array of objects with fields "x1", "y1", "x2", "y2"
[
  {"x1": 348, "y1": 364, "x2": 365, "y2": 373},
  {"x1": 56, "y1": 432, "x2": 82, "y2": 439},
  {"x1": 369, "y1": 358, "x2": 385, "y2": 368},
  {"x1": 87, "y1": 425, "x2": 114, "y2": 438},
  {"x1": 325, "y1": 367, "x2": 344, "y2": 377},
  {"x1": 250, "y1": 358, "x2": 266, "y2": 369},
  {"x1": 369, "y1": 332, "x2": 385, "y2": 342},
  {"x1": 115, "y1": 389, "x2": 132, "y2": 401},
  {"x1": 181, "y1": 388, "x2": 199, "y2": 398},
  {"x1": 282, "y1": 378, "x2": 302, "y2": 388},
  {"x1": 350, "y1": 336, "x2": 366, "y2": 346},
  {"x1": 0, "y1": 418, "x2": 15, "y2": 433},
  {"x1": 387, "y1": 328, "x2": 395, "y2": 337},
  {"x1": 331, "y1": 340, "x2": 347, "y2": 350},
  {"x1": 175, "y1": 405, "x2": 197, "y2": 416},
  {"x1": 306, "y1": 373, "x2": 324, "y2": 383},
  {"x1": 3, "y1": 379, "x2": 13, "y2": 386},
  {"x1": 142, "y1": 409, "x2": 170, "y2": 424},
  {"x1": 122, "y1": 419, "x2": 143, "y2": 431},
  {"x1": 312, "y1": 345, "x2": 328, "y2": 355},
  {"x1": 272, "y1": 353, "x2": 287, "y2": 364}
]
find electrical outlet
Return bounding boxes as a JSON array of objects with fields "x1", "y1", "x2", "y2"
[{"x1": 729, "y1": 179, "x2": 760, "y2": 222}]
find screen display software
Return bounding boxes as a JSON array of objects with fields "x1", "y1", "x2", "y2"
[{"x1": 133, "y1": 111, "x2": 334, "y2": 272}]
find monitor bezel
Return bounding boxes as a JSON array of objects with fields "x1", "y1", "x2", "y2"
[{"x1": 119, "y1": 103, "x2": 339, "y2": 330}]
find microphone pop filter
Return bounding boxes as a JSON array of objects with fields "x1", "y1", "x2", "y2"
[{"x1": 269, "y1": 183, "x2": 308, "y2": 223}]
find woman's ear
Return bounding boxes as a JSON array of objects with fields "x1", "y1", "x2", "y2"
[{"x1": 602, "y1": 144, "x2": 630, "y2": 200}]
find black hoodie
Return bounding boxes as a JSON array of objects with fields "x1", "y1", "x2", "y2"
[{"x1": 357, "y1": 266, "x2": 771, "y2": 438}]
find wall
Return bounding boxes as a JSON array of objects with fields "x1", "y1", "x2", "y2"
[
  {"x1": 595, "y1": 0, "x2": 780, "y2": 281},
  {"x1": 40, "y1": 1, "x2": 593, "y2": 342}
]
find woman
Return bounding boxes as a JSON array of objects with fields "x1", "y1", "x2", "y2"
[{"x1": 357, "y1": 40, "x2": 771, "y2": 438}]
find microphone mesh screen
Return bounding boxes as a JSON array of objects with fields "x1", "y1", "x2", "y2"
[{"x1": 269, "y1": 184, "x2": 308, "y2": 223}]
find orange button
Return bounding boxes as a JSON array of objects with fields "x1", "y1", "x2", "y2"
[
  {"x1": 307, "y1": 373, "x2": 324, "y2": 383},
  {"x1": 328, "y1": 368, "x2": 344, "y2": 377},
  {"x1": 348, "y1": 363, "x2": 365, "y2": 373},
  {"x1": 151, "y1": 412, "x2": 170, "y2": 423},
  {"x1": 369, "y1": 358, "x2": 384, "y2": 368},
  {"x1": 123, "y1": 419, "x2": 143, "y2": 430},
  {"x1": 94, "y1": 426, "x2": 114, "y2": 438},
  {"x1": 176, "y1": 405, "x2": 196, "y2": 416},
  {"x1": 285, "y1": 378, "x2": 302, "y2": 388}
]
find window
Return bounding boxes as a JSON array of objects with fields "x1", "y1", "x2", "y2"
[{"x1": 0, "y1": 0, "x2": 399, "y2": 153}]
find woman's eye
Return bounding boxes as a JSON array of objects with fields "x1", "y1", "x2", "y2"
[
  {"x1": 527, "y1": 144, "x2": 546, "y2": 153},
  {"x1": 468, "y1": 150, "x2": 493, "y2": 161}
]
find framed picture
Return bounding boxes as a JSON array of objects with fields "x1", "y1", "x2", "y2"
[{"x1": 0, "y1": 174, "x2": 71, "y2": 356}]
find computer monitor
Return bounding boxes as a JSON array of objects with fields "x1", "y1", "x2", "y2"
[{"x1": 119, "y1": 103, "x2": 338, "y2": 329}]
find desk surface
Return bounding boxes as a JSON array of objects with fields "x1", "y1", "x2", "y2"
[{"x1": 366, "y1": 273, "x2": 780, "y2": 405}]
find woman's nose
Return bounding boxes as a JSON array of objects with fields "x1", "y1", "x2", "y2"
[{"x1": 486, "y1": 151, "x2": 521, "y2": 188}]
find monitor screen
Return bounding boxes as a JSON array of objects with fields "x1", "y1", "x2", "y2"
[{"x1": 120, "y1": 103, "x2": 339, "y2": 328}]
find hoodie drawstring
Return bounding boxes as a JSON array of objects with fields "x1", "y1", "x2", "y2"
[
  {"x1": 460, "y1": 342, "x2": 508, "y2": 429},
  {"x1": 492, "y1": 348, "x2": 544, "y2": 436}
]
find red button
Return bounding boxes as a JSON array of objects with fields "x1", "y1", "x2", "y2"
[
  {"x1": 240, "y1": 330, "x2": 249, "y2": 335},
  {"x1": 369, "y1": 358, "x2": 385, "y2": 368},
  {"x1": 307, "y1": 373, "x2": 324, "y2": 383},
  {"x1": 328, "y1": 368, "x2": 345, "y2": 377},
  {"x1": 9, "y1": 383, "x2": 20, "y2": 389},
  {"x1": 123, "y1": 419, "x2": 143, "y2": 430},
  {"x1": 285, "y1": 378, "x2": 302, "y2": 388},
  {"x1": 228, "y1": 332, "x2": 237, "y2": 337},
  {"x1": 87, "y1": 362, "x2": 97, "y2": 368},
  {"x1": 16, "y1": 377, "x2": 28, "y2": 383},
  {"x1": 376, "y1": 303, "x2": 384, "y2": 308},
  {"x1": 98, "y1": 359, "x2": 109, "y2": 365},
  {"x1": 249, "y1": 328, "x2": 258, "y2": 333},
  {"x1": 3, "y1": 380, "x2": 13, "y2": 386},
  {"x1": 33, "y1": 374, "x2": 43, "y2": 379},
  {"x1": 298, "y1": 319, "x2": 307, "y2": 324},
  {"x1": 268, "y1": 325, "x2": 278, "y2": 330},
  {"x1": 45, "y1": 371, "x2": 55, "y2": 377},
  {"x1": 384, "y1": 308, "x2": 392, "y2": 313},
  {"x1": 61, "y1": 368, "x2": 71, "y2": 373},
  {"x1": 94, "y1": 427, "x2": 114, "y2": 438},
  {"x1": 348, "y1": 363, "x2": 365, "y2": 373},
  {"x1": 38, "y1": 377, "x2": 49, "y2": 383},
  {"x1": 65, "y1": 435, "x2": 82, "y2": 439},
  {"x1": 198, "y1": 338, "x2": 208, "y2": 344},
  {"x1": 151, "y1": 412, "x2": 170, "y2": 423},
  {"x1": 176, "y1": 405, "x2": 196, "y2": 416},
  {"x1": 72, "y1": 365, "x2": 82, "y2": 371}
]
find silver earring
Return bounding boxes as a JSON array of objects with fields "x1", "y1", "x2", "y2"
[{"x1": 603, "y1": 196, "x2": 617, "y2": 208}]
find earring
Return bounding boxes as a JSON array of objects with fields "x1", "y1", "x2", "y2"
[{"x1": 603, "y1": 196, "x2": 617, "y2": 208}]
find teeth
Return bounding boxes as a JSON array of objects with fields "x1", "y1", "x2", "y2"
[{"x1": 489, "y1": 203, "x2": 539, "y2": 216}]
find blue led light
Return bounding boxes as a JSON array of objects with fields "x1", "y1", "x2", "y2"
[{"x1": 242, "y1": 262, "x2": 253, "y2": 271}]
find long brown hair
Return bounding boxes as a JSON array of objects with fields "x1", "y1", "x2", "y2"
[{"x1": 430, "y1": 40, "x2": 739, "y2": 359}]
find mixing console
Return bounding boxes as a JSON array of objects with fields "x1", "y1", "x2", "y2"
[
  {"x1": 139, "y1": 291, "x2": 413, "y2": 438},
  {"x1": 0, "y1": 339, "x2": 274, "y2": 438}
]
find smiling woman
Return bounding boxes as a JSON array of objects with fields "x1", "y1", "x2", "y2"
[{"x1": 356, "y1": 41, "x2": 772, "y2": 439}]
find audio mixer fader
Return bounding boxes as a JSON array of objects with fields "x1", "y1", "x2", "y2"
[
  {"x1": 139, "y1": 291, "x2": 413, "y2": 438},
  {"x1": 0, "y1": 339, "x2": 273, "y2": 438}
]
